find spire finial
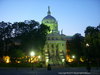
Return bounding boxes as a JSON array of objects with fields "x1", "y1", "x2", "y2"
[{"x1": 48, "y1": 6, "x2": 51, "y2": 15}]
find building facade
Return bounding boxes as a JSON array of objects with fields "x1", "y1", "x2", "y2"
[{"x1": 42, "y1": 7, "x2": 67, "y2": 66}]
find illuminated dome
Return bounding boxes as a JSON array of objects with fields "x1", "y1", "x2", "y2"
[
  {"x1": 42, "y1": 6, "x2": 58, "y2": 33},
  {"x1": 42, "y1": 15, "x2": 57, "y2": 24}
]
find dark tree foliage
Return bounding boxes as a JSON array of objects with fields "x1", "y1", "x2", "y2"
[
  {"x1": 67, "y1": 33, "x2": 84, "y2": 61},
  {"x1": 0, "y1": 21, "x2": 12, "y2": 56},
  {"x1": 0, "y1": 20, "x2": 49, "y2": 59},
  {"x1": 84, "y1": 25, "x2": 100, "y2": 63}
]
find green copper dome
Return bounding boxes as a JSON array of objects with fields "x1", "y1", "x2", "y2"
[
  {"x1": 42, "y1": 15, "x2": 57, "y2": 23},
  {"x1": 42, "y1": 6, "x2": 58, "y2": 33}
]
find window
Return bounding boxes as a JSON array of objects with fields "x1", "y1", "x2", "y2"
[
  {"x1": 52, "y1": 37, "x2": 54, "y2": 40},
  {"x1": 62, "y1": 44, "x2": 64, "y2": 46},
  {"x1": 51, "y1": 44, "x2": 54, "y2": 48}
]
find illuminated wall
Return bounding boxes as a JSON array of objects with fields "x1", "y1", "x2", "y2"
[{"x1": 43, "y1": 33, "x2": 66, "y2": 65}]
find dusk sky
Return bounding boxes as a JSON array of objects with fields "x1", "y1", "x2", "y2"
[{"x1": 0, "y1": 0, "x2": 100, "y2": 36}]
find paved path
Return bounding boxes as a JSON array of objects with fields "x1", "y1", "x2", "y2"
[{"x1": 0, "y1": 67, "x2": 100, "y2": 75}]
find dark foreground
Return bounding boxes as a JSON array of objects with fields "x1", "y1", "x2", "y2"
[{"x1": 0, "y1": 67, "x2": 100, "y2": 75}]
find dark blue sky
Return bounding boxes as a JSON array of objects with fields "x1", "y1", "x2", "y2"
[{"x1": 0, "y1": 0, "x2": 100, "y2": 36}]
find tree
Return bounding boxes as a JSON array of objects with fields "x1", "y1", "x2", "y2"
[
  {"x1": 11, "y1": 20, "x2": 49, "y2": 56},
  {"x1": 84, "y1": 25, "x2": 100, "y2": 66},
  {"x1": 0, "y1": 21, "x2": 12, "y2": 56},
  {"x1": 0, "y1": 20, "x2": 50, "y2": 63},
  {"x1": 67, "y1": 33, "x2": 84, "y2": 61}
]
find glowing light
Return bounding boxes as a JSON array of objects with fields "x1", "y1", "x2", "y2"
[
  {"x1": 66, "y1": 55, "x2": 74, "y2": 62},
  {"x1": 86, "y1": 43, "x2": 89, "y2": 47},
  {"x1": 46, "y1": 59, "x2": 49, "y2": 63},
  {"x1": 72, "y1": 55, "x2": 75, "y2": 59},
  {"x1": 38, "y1": 55, "x2": 41, "y2": 59},
  {"x1": 30, "y1": 51, "x2": 35, "y2": 56},
  {"x1": 17, "y1": 61, "x2": 21, "y2": 63},
  {"x1": 68, "y1": 59, "x2": 73, "y2": 62},
  {"x1": 3, "y1": 56, "x2": 10, "y2": 63},
  {"x1": 80, "y1": 57, "x2": 84, "y2": 62},
  {"x1": 62, "y1": 59, "x2": 65, "y2": 62},
  {"x1": 6, "y1": 59, "x2": 9, "y2": 63}
]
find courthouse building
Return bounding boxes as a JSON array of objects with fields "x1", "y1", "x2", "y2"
[{"x1": 42, "y1": 7, "x2": 67, "y2": 65}]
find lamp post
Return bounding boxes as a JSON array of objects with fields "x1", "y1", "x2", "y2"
[
  {"x1": 86, "y1": 43, "x2": 89, "y2": 61},
  {"x1": 86, "y1": 43, "x2": 91, "y2": 72},
  {"x1": 30, "y1": 51, "x2": 35, "y2": 70}
]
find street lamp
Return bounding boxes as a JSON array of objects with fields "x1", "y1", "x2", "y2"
[
  {"x1": 86, "y1": 43, "x2": 89, "y2": 61},
  {"x1": 86, "y1": 43, "x2": 91, "y2": 72},
  {"x1": 30, "y1": 51, "x2": 35, "y2": 57},
  {"x1": 72, "y1": 55, "x2": 75, "y2": 59},
  {"x1": 86, "y1": 43, "x2": 89, "y2": 47},
  {"x1": 30, "y1": 51, "x2": 35, "y2": 70}
]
